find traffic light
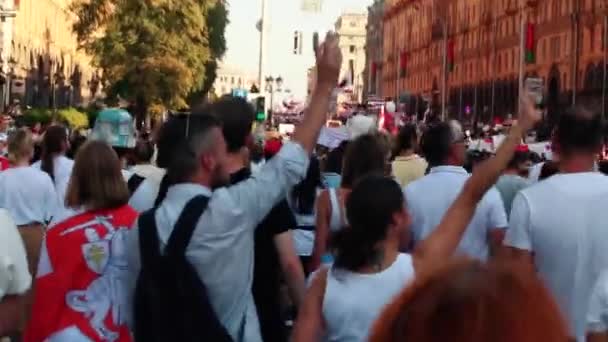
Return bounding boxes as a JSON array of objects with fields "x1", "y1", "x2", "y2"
[{"x1": 255, "y1": 96, "x2": 266, "y2": 121}]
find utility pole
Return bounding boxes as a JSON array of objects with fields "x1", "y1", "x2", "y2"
[
  {"x1": 441, "y1": 18, "x2": 448, "y2": 121},
  {"x1": 517, "y1": 0, "x2": 525, "y2": 114},
  {"x1": 490, "y1": 4, "x2": 497, "y2": 123},
  {"x1": 603, "y1": 2, "x2": 608, "y2": 118}
]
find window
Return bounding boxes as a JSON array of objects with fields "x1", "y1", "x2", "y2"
[
  {"x1": 550, "y1": 36, "x2": 561, "y2": 60},
  {"x1": 231, "y1": 77, "x2": 235, "y2": 85},
  {"x1": 350, "y1": 45, "x2": 356, "y2": 53},
  {"x1": 350, "y1": 21, "x2": 357, "y2": 27}
]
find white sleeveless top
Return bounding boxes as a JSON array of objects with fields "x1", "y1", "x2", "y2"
[{"x1": 322, "y1": 253, "x2": 415, "y2": 342}]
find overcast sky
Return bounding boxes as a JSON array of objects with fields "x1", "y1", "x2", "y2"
[{"x1": 223, "y1": 0, "x2": 373, "y2": 74}]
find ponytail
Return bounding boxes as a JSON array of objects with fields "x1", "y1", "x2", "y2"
[
  {"x1": 40, "y1": 125, "x2": 68, "y2": 182},
  {"x1": 331, "y1": 224, "x2": 384, "y2": 271},
  {"x1": 331, "y1": 175, "x2": 404, "y2": 272}
]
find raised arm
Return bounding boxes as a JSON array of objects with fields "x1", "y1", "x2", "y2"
[
  {"x1": 226, "y1": 33, "x2": 343, "y2": 225},
  {"x1": 413, "y1": 93, "x2": 540, "y2": 271},
  {"x1": 292, "y1": 32, "x2": 342, "y2": 154}
]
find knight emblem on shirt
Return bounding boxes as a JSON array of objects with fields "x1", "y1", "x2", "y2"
[{"x1": 82, "y1": 240, "x2": 110, "y2": 274}]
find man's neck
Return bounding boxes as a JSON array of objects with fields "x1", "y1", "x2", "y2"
[
  {"x1": 559, "y1": 155, "x2": 596, "y2": 174},
  {"x1": 225, "y1": 152, "x2": 246, "y2": 175},
  {"x1": 440, "y1": 160, "x2": 462, "y2": 168}
]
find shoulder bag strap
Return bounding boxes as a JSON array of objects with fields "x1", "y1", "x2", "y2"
[
  {"x1": 154, "y1": 174, "x2": 171, "y2": 207},
  {"x1": 138, "y1": 208, "x2": 161, "y2": 266},
  {"x1": 165, "y1": 195, "x2": 210, "y2": 256},
  {"x1": 128, "y1": 174, "x2": 146, "y2": 196}
]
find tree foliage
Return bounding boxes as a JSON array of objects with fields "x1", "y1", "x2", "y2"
[{"x1": 71, "y1": 0, "x2": 229, "y2": 118}]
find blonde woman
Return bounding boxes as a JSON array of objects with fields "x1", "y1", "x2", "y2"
[{"x1": 0, "y1": 128, "x2": 58, "y2": 272}]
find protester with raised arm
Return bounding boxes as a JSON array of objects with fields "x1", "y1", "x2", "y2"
[
  {"x1": 123, "y1": 33, "x2": 342, "y2": 341},
  {"x1": 293, "y1": 93, "x2": 541, "y2": 342}
]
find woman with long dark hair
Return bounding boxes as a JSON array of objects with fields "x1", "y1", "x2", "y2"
[
  {"x1": 289, "y1": 156, "x2": 324, "y2": 271},
  {"x1": 33, "y1": 125, "x2": 73, "y2": 219},
  {"x1": 293, "y1": 94, "x2": 542, "y2": 342},
  {"x1": 309, "y1": 134, "x2": 389, "y2": 272}
]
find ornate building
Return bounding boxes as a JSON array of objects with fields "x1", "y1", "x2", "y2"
[
  {"x1": 383, "y1": 0, "x2": 608, "y2": 122},
  {"x1": 336, "y1": 12, "x2": 368, "y2": 102},
  {"x1": 8, "y1": 0, "x2": 99, "y2": 109},
  {"x1": 364, "y1": 0, "x2": 385, "y2": 100}
]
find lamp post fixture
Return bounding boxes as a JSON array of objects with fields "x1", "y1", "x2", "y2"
[{"x1": 265, "y1": 75, "x2": 283, "y2": 127}]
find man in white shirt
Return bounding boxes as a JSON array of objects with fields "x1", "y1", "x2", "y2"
[
  {"x1": 505, "y1": 107, "x2": 608, "y2": 342},
  {"x1": 404, "y1": 120, "x2": 507, "y2": 261},
  {"x1": 123, "y1": 34, "x2": 342, "y2": 341}
]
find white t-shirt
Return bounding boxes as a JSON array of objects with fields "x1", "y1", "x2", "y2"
[
  {"x1": 32, "y1": 155, "x2": 74, "y2": 212},
  {"x1": 127, "y1": 165, "x2": 166, "y2": 213},
  {"x1": 505, "y1": 172, "x2": 608, "y2": 341},
  {"x1": 404, "y1": 166, "x2": 508, "y2": 261},
  {"x1": 322, "y1": 254, "x2": 415, "y2": 342},
  {"x1": 0, "y1": 209, "x2": 31, "y2": 299},
  {"x1": 0, "y1": 166, "x2": 59, "y2": 225},
  {"x1": 588, "y1": 269, "x2": 608, "y2": 334}
]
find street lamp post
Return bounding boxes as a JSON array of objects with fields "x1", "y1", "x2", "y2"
[{"x1": 265, "y1": 75, "x2": 283, "y2": 128}]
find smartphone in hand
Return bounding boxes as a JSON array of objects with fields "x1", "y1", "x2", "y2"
[{"x1": 524, "y1": 77, "x2": 543, "y2": 107}]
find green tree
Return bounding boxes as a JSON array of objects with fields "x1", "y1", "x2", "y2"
[
  {"x1": 188, "y1": 0, "x2": 229, "y2": 107},
  {"x1": 71, "y1": 0, "x2": 228, "y2": 125}
]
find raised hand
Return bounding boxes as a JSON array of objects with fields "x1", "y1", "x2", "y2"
[
  {"x1": 315, "y1": 32, "x2": 342, "y2": 88},
  {"x1": 518, "y1": 90, "x2": 542, "y2": 131}
]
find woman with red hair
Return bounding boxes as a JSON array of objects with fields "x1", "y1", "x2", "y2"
[{"x1": 370, "y1": 259, "x2": 569, "y2": 342}]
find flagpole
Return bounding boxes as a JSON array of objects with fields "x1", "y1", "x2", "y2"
[
  {"x1": 518, "y1": 0, "x2": 525, "y2": 114},
  {"x1": 441, "y1": 18, "x2": 448, "y2": 121}
]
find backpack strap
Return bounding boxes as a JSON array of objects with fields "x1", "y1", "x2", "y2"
[
  {"x1": 128, "y1": 174, "x2": 146, "y2": 196},
  {"x1": 138, "y1": 208, "x2": 161, "y2": 266},
  {"x1": 165, "y1": 195, "x2": 210, "y2": 256},
  {"x1": 154, "y1": 174, "x2": 171, "y2": 207}
]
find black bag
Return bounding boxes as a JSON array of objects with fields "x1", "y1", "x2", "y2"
[
  {"x1": 134, "y1": 195, "x2": 233, "y2": 342},
  {"x1": 127, "y1": 174, "x2": 146, "y2": 196}
]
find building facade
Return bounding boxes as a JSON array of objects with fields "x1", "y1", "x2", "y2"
[
  {"x1": 336, "y1": 12, "x2": 368, "y2": 103},
  {"x1": 213, "y1": 63, "x2": 256, "y2": 98},
  {"x1": 9, "y1": 0, "x2": 98, "y2": 109},
  {"x1": 383, "y1": 0, "x2": 608, "y2": 123},
  {"x1": 364, "y1": 0, "x2": 385, "y2": 100},
  {"x1": 259, "y1": 0, "x2": 329, "y2": 101}
]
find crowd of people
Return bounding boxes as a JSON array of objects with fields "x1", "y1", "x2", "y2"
[{"x1": 0, "y1": 32, "x2": 608, "y2": 342}]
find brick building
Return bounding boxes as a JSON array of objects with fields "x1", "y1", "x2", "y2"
[{"x1": 382, "y1": 0, "x2": 608, "y2": 123}]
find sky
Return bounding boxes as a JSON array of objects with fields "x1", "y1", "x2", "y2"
[{"x1": 223, "y1": 0, "x2": 374, "y2": 75}]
